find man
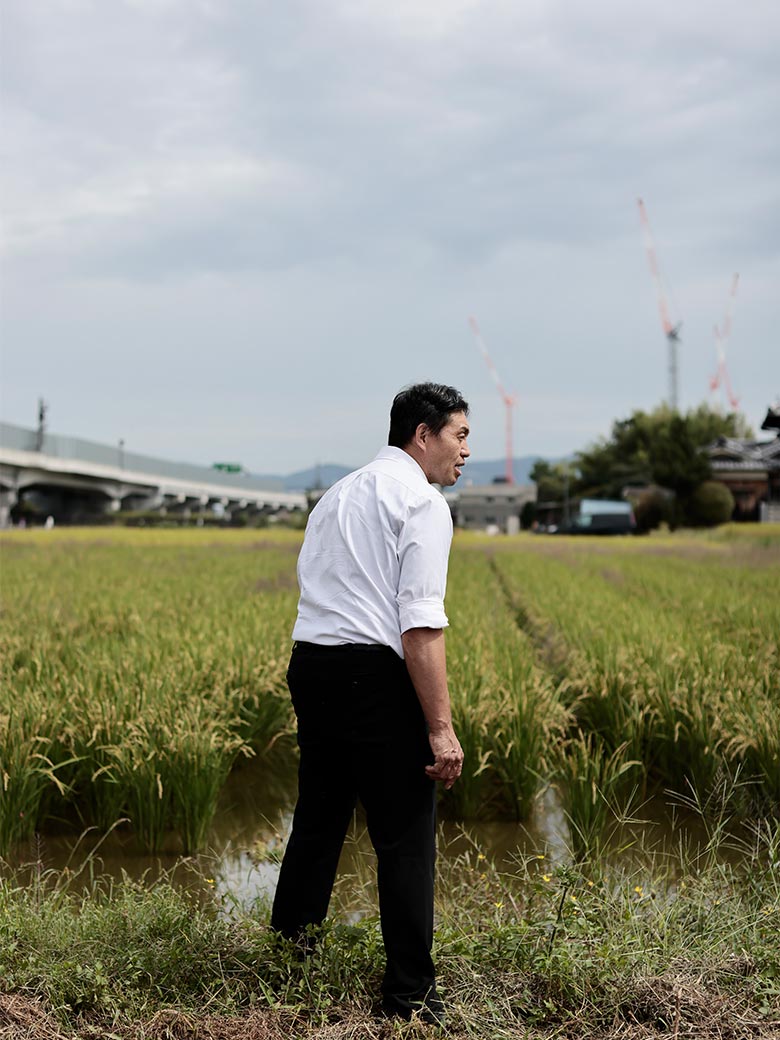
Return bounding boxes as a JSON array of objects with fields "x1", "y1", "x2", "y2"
[{"x1": 271, "y1": 382, "x2": 470, "y2": 1025}]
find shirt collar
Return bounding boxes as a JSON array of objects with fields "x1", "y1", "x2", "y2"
[{"x1": 374, "y1": 445, "x2": 430, "y2": 485}]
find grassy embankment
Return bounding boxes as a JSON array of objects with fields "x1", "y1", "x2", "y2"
[
  {"x1": 2, "y1": 814, "x2": 779, "y2": 1038},
  {"x1": 1, "y1": 526, "x2": 779, "y2": 1036}
]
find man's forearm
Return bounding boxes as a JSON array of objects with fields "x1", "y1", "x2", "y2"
[
  {"x1": 401, "y1": 627, "x2": 452, "y2": 732},
  {"x1": 401, "y1": 627, "x2": 463, "y2": 788}
]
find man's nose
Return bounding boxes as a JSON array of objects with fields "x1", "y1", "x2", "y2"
[{"x1": 461, "y1": 443, "x2": 471, "y2": 458}]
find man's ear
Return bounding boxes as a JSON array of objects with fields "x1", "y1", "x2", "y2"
[{"x1": 414, "y1": 422, "x2": 429, "y2": 447}]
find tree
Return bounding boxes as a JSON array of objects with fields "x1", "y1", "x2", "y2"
[
  {"x1": 686, "y1": 403, "x2": 753, "y2": 445},
  {"x1": 530, "y1": 459, "x2": 572, "y2": 502},
  {"x1": 575, "y1": 405, "x2": 750, "y2": 511},
  {"x1": 649, "y1": 414, "x2": 711, "y2": 501},
  {"x1": 520, "y1": 500, "x2": 537, "y2": 529}
]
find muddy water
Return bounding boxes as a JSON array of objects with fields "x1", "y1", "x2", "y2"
[{"x1": 9, "y1": 753, "x2": 740, "y2": 912}]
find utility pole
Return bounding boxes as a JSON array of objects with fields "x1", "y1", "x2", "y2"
[
  {"x1": 637, "y1": 199, "x2": 682, "y2": 411},
  {"x1": 468, "y1": 316, "x2": 517, "y2": 484},
  {"x1": 35, "y1": 398, "x2": 48, "y2": 452}
]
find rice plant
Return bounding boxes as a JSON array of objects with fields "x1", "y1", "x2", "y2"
[
  {"x1": 0, "y1": 698, "x2": 76, "y2": 856},
  {"x1": 0, "y1": 529, "x2": 300, "y2": 854},
  {"x1": 1, "y1": 525, "x2": 778, "y2": 856},
  {"x1": 554, "y1": 732, "x2": 640, "y2": 860},
  {"x1": 489, "y1": 647, "x2": 569, "y2": 820}
]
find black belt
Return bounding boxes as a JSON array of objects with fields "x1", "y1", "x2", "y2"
[{"x1": 293, "y1": 640, "x2": 394, "y2": 654}]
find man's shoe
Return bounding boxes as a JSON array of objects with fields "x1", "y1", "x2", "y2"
[
  {"x1": 381, "y1": 996, "x2": 447, "y2": 1028},
  {"x1": 416, "y1": 1000, "x2": 447, "y2": 1028}
]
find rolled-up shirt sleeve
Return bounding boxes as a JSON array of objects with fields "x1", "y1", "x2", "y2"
[{"x1": 396, "y1": 494, "x2": 453, "y2": 633}]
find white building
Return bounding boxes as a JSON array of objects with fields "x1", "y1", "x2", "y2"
[{"x1": 452, "y1": 482, "x2": 535, "y2": 534}]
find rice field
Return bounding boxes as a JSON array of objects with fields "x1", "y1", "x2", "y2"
[{"x1": 1, "y1": 525, "x2": 779, "y2": 860}]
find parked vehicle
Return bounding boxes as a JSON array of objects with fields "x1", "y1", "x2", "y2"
[{"x1": 560, "y1": 499, "x2": 635, "y2": 535}]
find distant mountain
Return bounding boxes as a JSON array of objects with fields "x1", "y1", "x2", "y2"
[
  {"x1": 456, "y1": 456, "x2": 547, "y2": 486},
  {"x1": 277, "y1": 456, "x2": 560, "y2": 491},
  {"x1": 282, "y1": 464, "x2": 354, "y2": 491}
]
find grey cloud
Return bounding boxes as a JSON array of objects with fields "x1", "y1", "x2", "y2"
[
  {"x1": 6, "y1": 0, "x2": 778, "y2": 275},
  {"x1": 2, "y1": 0, "x2": 778, "y2": 468}
]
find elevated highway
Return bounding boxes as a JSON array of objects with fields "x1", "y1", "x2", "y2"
[{"x1": 0, "y1": 422, "x2": 307, "y2": 525}]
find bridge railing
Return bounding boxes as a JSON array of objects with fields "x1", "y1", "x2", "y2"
[{"x1": 0, "y1": 422, "x2": 285, "y2": 493}]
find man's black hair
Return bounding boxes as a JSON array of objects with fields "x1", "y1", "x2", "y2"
[{"x1": 388, "y1": 383, "x2": 469, "y2": 448}]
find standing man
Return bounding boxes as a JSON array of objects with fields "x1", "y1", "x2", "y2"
[{"x1": 271, "y1": 383, "x2": 470, "y2": 1025}]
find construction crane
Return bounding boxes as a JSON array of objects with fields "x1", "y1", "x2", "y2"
[
  {"x1": 637, "y1": 198, "x2": 682, "y2": 411},
  {"x1": 468, "y1": 316, "x2": 516, "y2": 484},
  {"x1": 709, "y1": 273, "x2": 740, "y2": 411}
]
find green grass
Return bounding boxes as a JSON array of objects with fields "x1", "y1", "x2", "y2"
[{"x1": 1, "y1": 815, "x2": 778, "y2": 1038}]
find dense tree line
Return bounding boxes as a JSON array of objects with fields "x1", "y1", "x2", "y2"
[{"x1": 529, "y1": 405, "x2": 751, "y2": 530}]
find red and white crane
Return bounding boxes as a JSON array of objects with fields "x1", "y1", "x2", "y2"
[
  {"x1": 637, "y1": 198, "x2": 682, "y2": 410},
  {"x1": 468, "y1": 316, "x2": 516, "y2": 484},
  {"x1": 710, "y1": 273, "x2": 740, "y2": 411}
]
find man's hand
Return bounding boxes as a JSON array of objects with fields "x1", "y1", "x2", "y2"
[{"x1": 426, "y1": 726, "x2": 464, "y2": 789}]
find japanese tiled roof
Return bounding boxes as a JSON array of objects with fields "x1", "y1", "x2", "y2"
[{"x1": 707, "y1": 434, "x2": 780, "y2": 472}]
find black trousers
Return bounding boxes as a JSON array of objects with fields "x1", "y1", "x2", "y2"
[{"x1": 270, "y1": 641, "x2": 438, "y2": 1014}]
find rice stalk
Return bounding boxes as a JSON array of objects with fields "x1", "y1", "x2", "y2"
[{"x1": 555, "y1": 732, "x2": 640, "y2": 860}]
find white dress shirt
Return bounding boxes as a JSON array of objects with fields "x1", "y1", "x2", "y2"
[{"x1": 291, "y1": 446, "x2": 453, "y2": 658}]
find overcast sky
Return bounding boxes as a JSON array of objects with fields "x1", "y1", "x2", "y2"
[{"x1": 1, "y1": 0, "x2": 778, "y2": 475}]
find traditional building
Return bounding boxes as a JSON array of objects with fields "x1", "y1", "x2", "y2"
[{"x1": 706, "y1": 404, "x2": 780, "y2": 522}]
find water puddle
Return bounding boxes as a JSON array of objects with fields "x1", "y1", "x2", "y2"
[{"x1": 5, "y1": 752, "x2": 750, "y2": 911}]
